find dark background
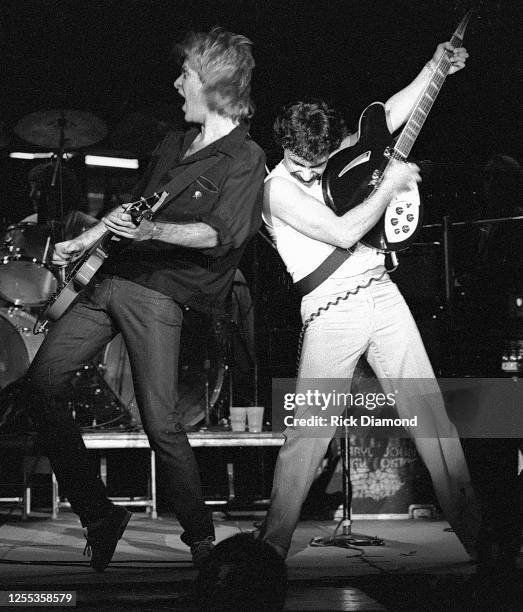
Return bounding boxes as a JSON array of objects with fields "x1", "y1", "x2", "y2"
[
  {"x1": 0, "y1": 0, "x2": 520, "y2": 508},
  {"x1": 0, "y1": 0, "x2": 521, "y2": 395},
  {"x1": 0, "y1": 0, "x2": 520, "y2": 168}
]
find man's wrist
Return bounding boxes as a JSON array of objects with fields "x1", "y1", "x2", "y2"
[
  {"x1": 378, "y1": 176, "x2": 395, "y2": 199},
  {"x1": 76, "y1": 222, "x2": 106, "y2": 249},
  {"x1": 88, "y1": 221, "x2": 107, "y2": 238},
  {"x1": 150, "y1": 221, "x2": 162, "y2": 240}
]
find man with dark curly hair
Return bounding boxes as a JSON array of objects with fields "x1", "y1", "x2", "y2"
[
  {"x1": 24, "y1": 27, "x2": 265, "y2": 571},
  {"x1": 260, "y1": 42, "x2": 482, "y2": 561},
  {"x1": 272, "y1": 99, "x2": 345, "y2": 166}
]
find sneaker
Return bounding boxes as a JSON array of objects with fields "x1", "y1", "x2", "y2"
[
  {"x1": 83, "y1": 506, "x2": 131, "y2": 572},
  {"x1": 190, "y1": 535, "x2": 215, "y2": 568}
]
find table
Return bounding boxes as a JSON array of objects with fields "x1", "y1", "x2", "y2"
[{"x1": 1, "y1": 431, "x2": 285, "y2": 519}]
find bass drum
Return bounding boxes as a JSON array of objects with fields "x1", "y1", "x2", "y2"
[
  {"x1": 0, "y1": 308, "x2": 45, "y2": 389},
  {"x1": 100, "y1": 334, "x2": 225, "y2": 427},
  {"x1": 100, "y1": 270, "x2": 254, "y2": 429},
  {"x1": 101, "y1": 321, "x2": 226, "y2": 429}
]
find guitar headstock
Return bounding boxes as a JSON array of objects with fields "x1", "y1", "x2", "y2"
[
  {"x1": 452, "y1": 0, "x2": 503, "y2": 29},
  {"x1": 123, "y1": 191, "x2": 169, "y2": 224}
]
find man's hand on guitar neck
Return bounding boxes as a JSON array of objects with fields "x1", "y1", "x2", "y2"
[
  {"x1": 385, "y1": 41, "x2": 468, "y2": 133},
  {"x1": 431, "y1": 42, "x2": 468, "y2": 75},
  {"x1": 102, "y1": 207, "x2": 157, "y2": 241},
  {"x1": 102, "y1": 206, "x2": 219, "y2": 248},
  {"x1": 52, "y1": 222, "x2": 107, "y2": 266}
]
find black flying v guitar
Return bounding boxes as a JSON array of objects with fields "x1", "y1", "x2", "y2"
[
  {"x1": 34, "y1": 191, "x2": 169, "y2": 334},
  {"x1": 322, "y1": 10, "x2": 472, "y2": 252}
]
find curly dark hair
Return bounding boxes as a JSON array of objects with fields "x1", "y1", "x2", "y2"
[{"x1": 273, "y1": 100, "x2": 344, "y2": 161}]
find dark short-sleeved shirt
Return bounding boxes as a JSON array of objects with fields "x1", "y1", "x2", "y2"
[{"x1": 105, "y1": 125, "x2": 265, "y2": 314}]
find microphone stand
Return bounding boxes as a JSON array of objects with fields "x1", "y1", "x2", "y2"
[
  {"x1": 310, "y1": 405, "x2": 384, "y2": 549},
  {"x1": 48, "y1": 111, "x2": 67, "y2": 245}
]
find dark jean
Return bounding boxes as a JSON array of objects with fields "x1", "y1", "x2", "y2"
[{"x1": 26, "y1": 275, "x2": 214, "y2": 544}]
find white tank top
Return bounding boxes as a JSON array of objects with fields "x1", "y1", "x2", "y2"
[{"x1": 262, "y1": 161, "x2": 383, "y2": 283}]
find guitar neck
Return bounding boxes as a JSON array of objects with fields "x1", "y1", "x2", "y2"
[
  {"x1": 393, "y1": 10, "x2": 472, "y2": 160},
  {"x1": 84, "y1": 191, "x2": 169, "y2": 259}
]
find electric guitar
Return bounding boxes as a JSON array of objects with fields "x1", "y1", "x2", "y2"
[
  {"x1": 34, "y1": 191, "x2": 169, "y2": 333},
  {"x1": 322, "y1": 10, "x2": 472, "y2": 252}
]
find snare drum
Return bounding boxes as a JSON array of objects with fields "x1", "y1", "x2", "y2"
[
  {"x1": 0, "y1": 222, "x2": 58, "y2": 305},
  {"x1": 0, "y1": 307, "x2": 45, "y2": 389}
]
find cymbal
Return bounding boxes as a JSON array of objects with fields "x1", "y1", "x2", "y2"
[{"x1": 14, "y1": 109, "x2": 107, "y2": 150}]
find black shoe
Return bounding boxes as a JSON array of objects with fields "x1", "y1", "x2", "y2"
[{"x1": 84, "y1": 506, "x2": 131, "y2": 572}]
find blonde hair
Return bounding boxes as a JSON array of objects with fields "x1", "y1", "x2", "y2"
[{"x1": 177, "y1": 27, "x2": 255, "y2": 122}]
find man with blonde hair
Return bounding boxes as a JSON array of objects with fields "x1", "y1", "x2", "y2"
[{"x1": 25, "y1": 27, "x2": 265, "y2": 571}]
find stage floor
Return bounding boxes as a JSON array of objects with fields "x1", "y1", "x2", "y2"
[{"x1": 0, "y1": 510, "x2": 521, "y2": 610}]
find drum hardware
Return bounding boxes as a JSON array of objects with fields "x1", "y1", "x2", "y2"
[
  {"x1": 67, "y1": 363, "x2": 138, "y2": 431},
  {"x1": 201, "y1": 312, "x2": 256, "y2": 429}
]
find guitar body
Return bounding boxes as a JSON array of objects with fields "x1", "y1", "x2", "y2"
[
  {"x1": 42, "y1": 245, "x2": 109, "y2": 322},
  {"x1": 34, "y1": 192, "x2": 167, "y2": 333},
  {"x1": 322, "y1": 8, "x2": 474, "y2": 252},
  {"x1": 322, "y1": 102, "x2": 421, "y2": 251}
]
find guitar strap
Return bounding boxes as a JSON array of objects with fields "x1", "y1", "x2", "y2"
[
  {"x1": 294, "y1": 247, "x2": 352, "y2": 296},
  {"x1": 154, "y1": 155, "x2": 353, "y2": 297}
]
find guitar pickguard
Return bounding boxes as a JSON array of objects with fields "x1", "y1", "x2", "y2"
[{"x1": 383, "y1": 182, "x2": 420, "y2": 243}]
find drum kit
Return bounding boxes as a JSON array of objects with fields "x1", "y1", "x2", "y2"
[
  {"x1": 1, "y1": 109, "x2": 254, "y2": 430},
  {"x1": 1, "y1": 109, "x2": 106, "y2": 385},
  {"x1": 0, "y1": 109, "x2": 112, "y2": 426}
]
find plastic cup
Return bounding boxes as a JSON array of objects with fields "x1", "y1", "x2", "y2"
[
  {"x1": 229, "y1": 407, "x2": 247, "y2": 432},
  {"x1": 247, "y1": 406, "x2": 264, "y2": 433}
]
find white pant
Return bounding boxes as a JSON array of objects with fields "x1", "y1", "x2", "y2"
[{"x1": 262, "y1": 268, "x2": 480, "y2": 557}]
